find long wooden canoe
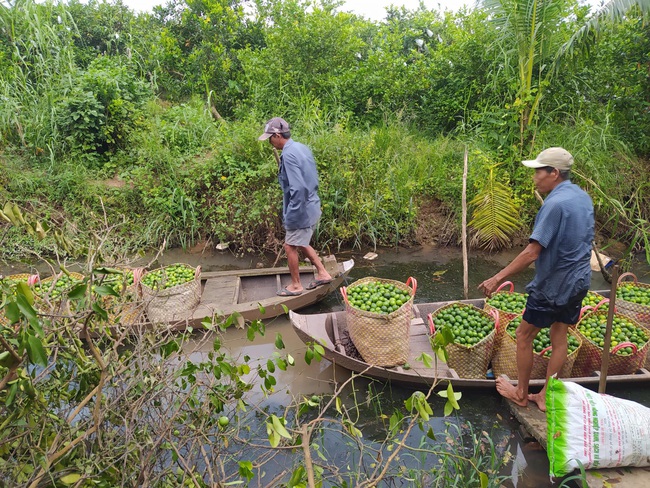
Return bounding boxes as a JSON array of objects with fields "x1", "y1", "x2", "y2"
[
  {"x1": 163, "y1": 254, "x2": 354, "y2": 328},
  {"x1": 290, "y1": 295, "x2": 650, "y2": 389}
]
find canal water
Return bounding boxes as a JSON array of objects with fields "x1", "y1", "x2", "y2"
[{"x1": 171, "y1": 243, "x2": 650, "y2": 487}]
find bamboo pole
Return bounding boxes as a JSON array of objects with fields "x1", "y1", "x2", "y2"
[
  {"x1": 598, "y1": 265, "x2": 619, "y2": 394},
  {"x1": 462, "y1": 147, "x2": 469, "y2": 299}
]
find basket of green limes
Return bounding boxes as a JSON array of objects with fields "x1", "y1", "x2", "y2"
[
  {"x1": 582, "y1": 290, "x2": 608, "y2": 310},
  {"x1": 493, "y1": 316, "x2": 582, "y2": 380},
  {"x1": 140, "y1": 263, "x2": 201, "y2": 324},
  {"x1": 32, "y1": 271, "x2": 85, "y2": 314},
  {"x1": 340, "y1": 276, "x2": 416, "y2": 367},
  {"x1": 615, "y1": 273, "x2": 650, "y2": 326},
  {"x1": 427, "y1": 302, "x2": 497, "y2": 379},
  {"x1": 572, "y1": 300, "x2": 650, "y2": 377},
  {"x1": 96, "y1": 267, "x2": 145, "y2": 326},
  {"x1": 484, "y1": 281, "x2": 528, "y2": 347}
]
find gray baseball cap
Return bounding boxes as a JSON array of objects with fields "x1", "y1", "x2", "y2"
[
  {"x1": 522, "y1": 147, "x2": 574, "y2": 171},
  {"x1": 258, "y1": 117, "x2": 290, "y2": 140}
]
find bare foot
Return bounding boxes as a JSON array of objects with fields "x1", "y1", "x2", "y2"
[
  {"x1": 317, "y1": 273, "x2": 332, "y2": 282},
  {"x1": 496, "y1": 376, "x2": 528, "y2": 407},
  {"x1": 528, "y1": 392, "x2": 546, "y2": 412}
]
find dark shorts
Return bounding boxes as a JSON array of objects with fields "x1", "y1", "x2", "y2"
[{"x1": 523, "y1": 290, "x2": 588, "y2": 329}]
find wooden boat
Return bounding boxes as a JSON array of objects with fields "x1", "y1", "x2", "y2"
[
  {"x1": 166, "y1": 254, "x2": 354, "y2": 328},
  {"x1": 290, "y1": 294, "x2": 650, "y2": 389}
]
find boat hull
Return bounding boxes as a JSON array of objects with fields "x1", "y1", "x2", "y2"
[{"x1": 290, "y1": 293, "x2": 650, "y2": 389}]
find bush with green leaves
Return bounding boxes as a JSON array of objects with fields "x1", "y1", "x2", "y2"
[{"x1": 55, "y1": 56, "x2": 152, "y2": 166}]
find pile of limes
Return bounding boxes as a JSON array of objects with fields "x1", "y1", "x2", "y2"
[
  {"x1": 33, "y1": 273, "x2": 83, "y2": 301},
  {"x1": 577, "y1": 312, "x2": 648, "y2": 356},
  {"x1": 486, "y1": 292, "x2": 528, "y2": 314},
  {"x1": 141, "y1": 264, "x2": 195, "y2": 291},
  {"x1": 346, "y1": 281, "x2": 411, "y2": 314},
  {"x1": 104, "y1": 270, "x2": 135, "y2": 295},
  {"x1": 582, "y1": 291, "x2": 607, "y2": 309},
  {"x1": 433, "y1": 304, "x2": 494, "y2": 347},
  {"x1": 616, "y1": 282, "x2": 650, "y2": 305},
  {"x1": 507, "y1": 317, "x2": 580, "y2": 357}
]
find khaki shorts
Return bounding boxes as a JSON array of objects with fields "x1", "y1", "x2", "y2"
[{"x1": 285, "y1": 224, "x2": 316, "y2": 247}]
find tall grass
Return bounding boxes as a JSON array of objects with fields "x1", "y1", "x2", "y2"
[{"x1": 0, "y1": 0, "x2": 78, "y2": 151}]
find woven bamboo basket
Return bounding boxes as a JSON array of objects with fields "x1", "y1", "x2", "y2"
[
  {"x1": 2, "y1": 273, "x2": 34, "y2": 284},
  {"x1": 427, "y1": 302, "x2": 497, "y2": 379},
  {"x1": 101, "y1": 268, "x2": 146, "y2": 326},
  {"x1": 140, "y1": 264, "x2": 201, "y2": 324},
  {"x1": 615, "y1": 272, "x2": 650, "y2": 325},
  {"x1": 340, "y1": 276, "x2": 417, "y2": 367},
  {"x1": 572, "y1": 305, "x2": 650, "y2": 377},
  {"x1": 492, "y1": 316, "x2": 582, "y2": 380},
  {"x1": 483, "y1": 281, "x2": 527, "y2": 348}
]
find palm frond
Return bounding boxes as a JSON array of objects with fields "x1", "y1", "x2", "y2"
[
  {"x1": 469, "y1": 166, "x2": 521, "y2": 251},
  {"x1": 556, "y1": 0, "x2": 650, "y2": 65}
]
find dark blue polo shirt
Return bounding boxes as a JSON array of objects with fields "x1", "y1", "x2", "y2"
[{"x1": 526, "y1": 180, "x2": 594, "y2": 307}]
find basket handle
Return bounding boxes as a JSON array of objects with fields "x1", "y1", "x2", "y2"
[
  {"x1": 132, "y1": 267, "x2": 145, "y2": 285},
  {"x1": 340, "y1": 286, "x2": 349, "y2": 305},
  {"x1": 611, "y1": 341, "x2": 638, "y2": 355},
  {"x1": 487, "y1": 308, "x2": 499, "y2": 329},
  {"x1": 537, "y1": 345, "x2": 553, "y2": 357},
  {"x1": 496, "y1": 281, "x2": 515, "y2": 293},
  {"x1": 406, "y1": 277, "x2": 417, "y2": 296},
  {"x1": 578, "y1": 305, "x2": 594, "y2": 322},
  {"x1": 195, "y1": 265, "x2": 201, "y2": 279},
  {"x1": 427, "y1": 313, "x2": 436, "y2": 335},
  {"x1": 618, "y1": 272, "x2": 638, "y2": 285}
]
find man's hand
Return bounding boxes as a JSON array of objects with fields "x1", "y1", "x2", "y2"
[{"x1": 478, "y1": 276, "x2": 500, "y2": 297}]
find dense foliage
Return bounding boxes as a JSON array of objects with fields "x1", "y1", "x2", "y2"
[{"x1": 1, "y1": 0, "x2": 650, "y2": 261}]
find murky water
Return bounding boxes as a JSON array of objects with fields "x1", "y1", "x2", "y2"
[{"x1": 172, "y1": 244, "x2": 647, "y2": 487}]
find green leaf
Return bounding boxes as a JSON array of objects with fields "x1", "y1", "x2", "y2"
[
  {"x1": 480, "y1": 472, "x2": 488, "y2": 488},
  {"x1": 16, "y1": 295, "x2": 38, "y2": 324},
  {"x1": 271, "y1": 415, "x2": 291, "y2": 439},
  {"x1": 67, "y1": 282, "x2": 88, "y2": 300},
  {"x1": 238, "y1": 460, "x2": 254, "y2": 481},
  {"x1": 61, "y1": 473, "x2": 82, "y2": 485},
  {"x1": 91, "y1": 302, "x2": 108, "y2": 320},
  {"x1": 26, "y1": 334, "x2": 48, "y2": 367},
  {"x1": 6, "y1": 382, "x2": 17, "y2": 406},
  {"x1": 444, "y1": 401, "x2": 453, "y2": 417},
  {"x1": 446, "y1": 383, "x2": 460, "y2": 410},
  {"x1": 416, "y1": 352, "x2": 433, "y2": 368},
  {"x1": 15, "y1": 282, "x2": 34, "y2": 306},
  {"x1": 274, "y1": 333, "x2": 285, "y2": 350},
  {"x1": 5, "y1": 302, "x2": 20, "y2": 323},
  {"x1": 266, "y1": 359, "x2": 276, "y2": 373},
  {"x1": 93, "y1": 285, "x2": 119, "y2": 297}
]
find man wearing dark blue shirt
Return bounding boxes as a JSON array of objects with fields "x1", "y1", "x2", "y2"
[
  {"x1": 479, "y1": 147, "x2": 594, "y2": 410},
  {"x1": 259, "y1": 117, "x2": 332, "y2": 296}
]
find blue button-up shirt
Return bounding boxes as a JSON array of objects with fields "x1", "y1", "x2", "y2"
[
  {"x1": 278, "y1": 139, "x2": 322, "y2": 231},
  {"x1": 526, "y1": 180, "x2": 594, "y2": 307}
]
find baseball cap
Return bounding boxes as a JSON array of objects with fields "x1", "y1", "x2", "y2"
[
  {"x1": 258, "y1": 117, "x2": 290, "y2": 140},
  {"x1": 522, "y1": 147, "x2": 574, "y2": 171}
]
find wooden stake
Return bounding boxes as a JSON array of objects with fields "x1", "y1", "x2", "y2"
[
  {"x1": 462, "y1": 147, "x2": 469, "y2": 299},
  {"x1": 598, "y1": 265, "x2": 619, "y2": 394}
]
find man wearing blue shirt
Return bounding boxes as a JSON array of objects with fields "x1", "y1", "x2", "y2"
[
  {"x1": 479, "y1": 147, "x2": 594, "y2": 411},
  {"x1": 259, "y1": 117, "x2": 332, "y2": 296}
]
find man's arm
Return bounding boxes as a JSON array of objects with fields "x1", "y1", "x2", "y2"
[{"x1": 478, "y1": 241, "x2": 543, "y2": 296}]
